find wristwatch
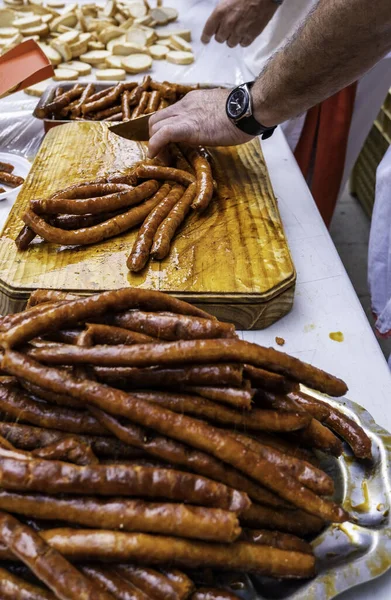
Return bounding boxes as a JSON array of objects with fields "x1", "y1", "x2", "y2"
[{"x1": 226, "y1": 82, "x2": 276, "y2": 139}]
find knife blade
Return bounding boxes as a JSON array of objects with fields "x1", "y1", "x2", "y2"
[{"x1": 108, "y1": 113, "x2": 154, "y2": 142}]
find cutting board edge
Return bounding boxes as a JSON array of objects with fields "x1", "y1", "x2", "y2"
[
  {"x1": 0, "y1": 269, "x2": 296, "y2": 305},
  {"x1": 0, "y1": 276, "x2": 295, "y2": 330}
]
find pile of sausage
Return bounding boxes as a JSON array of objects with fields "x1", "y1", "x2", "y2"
[
  {"x1": 0, "y1": 161, "x2": 24, "y2": 194},
  {"x1": 35, "y1": 77, "x2": 199, "y2": 122},
  {"x1": 16, "y1": 143, "x2": 214, "y2": 273},
  {"x1": 0, "y1": 287, "x2": 372, "y2": 599}
]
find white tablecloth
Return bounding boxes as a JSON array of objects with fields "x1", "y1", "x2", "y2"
[
  {"x1": 257, "y1": 129, "x2": 391, "y2": 600},
  {"x1": 0, "y1": 1, "x2": 390, "y2": 597}
]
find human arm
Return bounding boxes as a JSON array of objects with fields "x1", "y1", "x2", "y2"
[
  {"x1": 149, "y1": 0, "x2": 391, "y2": 157},
  {"x1": 201, "y1": 0, "x2": 279, "y2": 48},
  {"x1": 252, "y1": 0, "x2": 391, "y2": 126}
]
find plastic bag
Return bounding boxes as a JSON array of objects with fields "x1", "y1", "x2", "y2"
[{"x1": 0, "y1": 111, "x2": 44, "y2": 161}]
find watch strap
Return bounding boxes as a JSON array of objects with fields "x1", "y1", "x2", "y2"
[{"x1": 235, "y1": 115, "x2": 276, "y2": 139}]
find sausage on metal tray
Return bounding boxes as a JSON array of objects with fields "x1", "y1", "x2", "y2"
[
  {"x1": 2, "y1": 351, "x2": 347, "y2": 523},
  {"x1": 0, "y1": 421, "x2": 144, "y2": 460},
  {"x1": 0, "y1": 511, "x2": 114, "y2": 600},
  {"x1": 240, "y1": 528, "x2": 313, "y2": 555},
  {"x1": 92, "y1": 407, "x2": 287, "y2": 509},
  {"x1": 0, "y1": 489, "x2": 241, "y2": 542},
  {"x1": 0, "y1": 566, "x2": 55, "y2": 599},
  {"x1": 112, "y1": 309, "x2": 236, "y2": 341},
  {"x1": 21, "y1": 338, "x2": 347, "y2": 397},
  {"x1": 0, "y1": 452, "x2": 247, "y2": 510},
  {"x1": 81, "y1": 565, "x2": 149, "y2": 600},
  {"x1": 116, "y1": 566, "x2": 190, "y2": 600},
  {"x1": 1, "y1": 288, "x2": 214, "y2": 347},
  {"x1": 39, "y1": 529, "x2": 317, "y2": 578},
  {"x1": 0, "y1": 383, "x2": 106, "y2": 435},
  {"x1": 93, "y1": 363, "x2": 242, "y2": 388}
]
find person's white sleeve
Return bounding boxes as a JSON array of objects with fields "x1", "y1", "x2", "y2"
[{"x1": 368, "y1": 145, "x2": 391, "y2": 367}]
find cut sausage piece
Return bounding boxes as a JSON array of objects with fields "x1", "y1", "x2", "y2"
[
  {"x1": 82, "y1": 83, "x2": 123, "y2": 115},
  {"x1": 15, "y1": 225, "x2": 36, "y2": 250},
  {"x1": 293, "y1": 417, "x2": 343, "y2": 456}
]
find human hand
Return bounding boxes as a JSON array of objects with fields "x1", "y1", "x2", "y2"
[
  {"x1": 201, "y1": 0, "x2": 279, "y2": 47},
  {"x1": 148, "y1": 88, "x2": 253, "y2": 158}
]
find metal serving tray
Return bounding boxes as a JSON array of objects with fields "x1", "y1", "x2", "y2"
[
  {"x1": 33, "y1": 81, "x2": 124, "y2": 132},
  {"x1": 32, "y1": 81, "x2": 217, "y2": 133},
  {"x1": 212, "y1": 391, "x2": 391, "y2": 600}
]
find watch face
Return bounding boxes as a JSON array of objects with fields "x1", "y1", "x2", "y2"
[{"x1": 227, "y1": 87, "x2": 249, "y2": 120}]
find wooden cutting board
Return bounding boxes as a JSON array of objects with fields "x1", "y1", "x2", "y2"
[{"x1": 0, "y1": 122, "x2": 295, "y2": 328}]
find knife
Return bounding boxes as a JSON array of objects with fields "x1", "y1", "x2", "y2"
[{"x1": 108, "y1": 113, "x2": 155, "y2": 142}]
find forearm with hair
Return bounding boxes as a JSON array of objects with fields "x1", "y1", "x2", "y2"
[{"x1": 252, "y1": 0, "x2": 391, "y2": 125}]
